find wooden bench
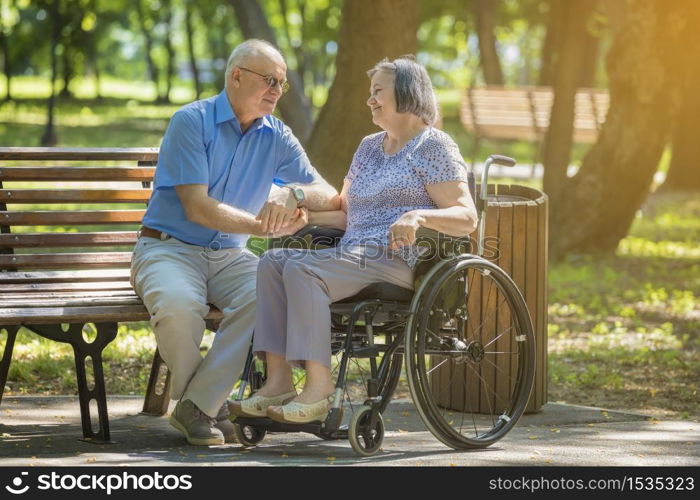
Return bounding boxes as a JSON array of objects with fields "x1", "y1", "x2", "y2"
[
  {"x1": 0, "y1": 147, "x2": 220, "y2": 442},
  {"x1": 460, "y1": 85, "x2": 609, "y2": 165}
]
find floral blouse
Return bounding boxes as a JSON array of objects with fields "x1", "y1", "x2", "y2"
[{"x1": 340, "y1": 127, "x2": 470, "y2": 268}]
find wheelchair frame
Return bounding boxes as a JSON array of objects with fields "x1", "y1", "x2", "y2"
[{"x1": 232, "y1": 155, "x2": 536, "y2": 456}]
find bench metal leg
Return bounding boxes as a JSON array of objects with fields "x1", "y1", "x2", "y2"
[
  {"x1": 142, "y1": 347, "x2": 171, "y2": 416},
  {"x1": 142, "y1": 319, "x2": 219, "y2": 415},
  {"x1": 28, "y1": 322, "x2": 117, "y2": 443},
  {"x1": 0, "y1": 325, "x2": 19, "y2": 407}
]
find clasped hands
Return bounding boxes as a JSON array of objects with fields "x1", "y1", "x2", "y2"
[{"x1": 257, "y1": 186, "x2": 307, "y2": 237}]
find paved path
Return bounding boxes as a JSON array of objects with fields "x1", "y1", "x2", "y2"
[{"x1": 0, "y1": 396, "x2": 697, "y2": 466}]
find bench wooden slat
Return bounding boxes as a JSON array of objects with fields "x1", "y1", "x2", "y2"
[
  {"x1": 1, "y1": 296, "x2": 144, "y2": 307},
  {"x1": 0, "y1": 269, "x2": 131, "y2": 283},
  {"x1": 0, "y1": 252, "x2": 132, "y2": 269},
  {"x1": 1, "y1": 210, "x2": 145, "y2": 226},
  {"x1": 0, "y1": 231, "x2": 137, "y2": 248},
  {"x1": 0, "y1": 305, "x2": 221, "y2": 325},
  {"x1": 0, "y1": 280, "x2": 134, "y2": 291},
  {"x1": 0, "y1": 167, "x2": 155, "y2": 181},
  {"x1": 0, "y1": 305, "x2": 150, "y2": 324},
  {"x1": 0, "y1": 147, "x2": 159, "y2": 161},
  {"x1": 0, "y1": 189, "x2": 151, "y2": 203},
  {"x1": 0, "y1": 290, "x2": 138, "y2": 300}
]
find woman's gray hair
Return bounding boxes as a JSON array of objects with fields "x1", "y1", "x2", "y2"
[
  {"x1": 224, "y1": 39, "x2": 284, "y2": 88},
  {"x1": 367, "y1": 55, "x2": 439, "y2": 126}
]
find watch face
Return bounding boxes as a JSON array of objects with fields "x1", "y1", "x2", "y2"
[{"x1": 293, "y1": 187, "x2": 305, "y2": 203}]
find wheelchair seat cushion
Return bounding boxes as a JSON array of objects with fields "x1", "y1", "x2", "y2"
[{"x1": 335, "y1": 282, "x2": 414, "y2": 304}]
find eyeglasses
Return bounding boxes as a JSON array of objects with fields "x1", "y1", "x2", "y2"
[{"x1": 237, "y1": 66, "x2": 290, "y2": 94}]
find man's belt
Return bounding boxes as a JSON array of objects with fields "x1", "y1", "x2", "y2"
[{"x1": 138, "y1": 226, "x2": 171, "y2": 240}]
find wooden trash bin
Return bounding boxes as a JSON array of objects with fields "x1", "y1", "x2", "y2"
[{"x1": 430, "y1": 184, "x2": 548, "y2": 413}]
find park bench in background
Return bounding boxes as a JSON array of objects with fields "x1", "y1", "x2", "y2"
[
  {"x1": 460, "y1": 85, "x2": 609, "y2": 167},
  {"x1": 0, "y1": 147, "x2": 207, "y2": 442}
]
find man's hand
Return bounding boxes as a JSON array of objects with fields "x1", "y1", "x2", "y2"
[
  {"x1": 257, "y1": 186, "x2": 297, "y2": 233},
  {"x1": 388, "y1": 210, "x2": 426, "y2": 251},
  {"x1": 271, "y1": 207, "x2": 308, "y2": 238}
]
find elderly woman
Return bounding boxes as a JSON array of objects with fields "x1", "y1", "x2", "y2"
[{"x1": 230, "y1": 56, "x2": 478, "y2": 424}]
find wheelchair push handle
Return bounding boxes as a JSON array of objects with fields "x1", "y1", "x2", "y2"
[
  {"x1": 477, "y1": 154, "x2": 516, "y2": 257},
  {"x1": 488, "y1": 154, "x2": 516, "y2": 168},
  {"x1": 480, "y1": 154, "x2": 516, "y2": 204}
]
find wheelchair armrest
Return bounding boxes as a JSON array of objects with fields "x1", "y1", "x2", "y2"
[
  {"x1": 415, "y1": 227, "x2": 471, "y2": 248},
  {"x1": 268, "y1": 225, "x2": 345, "y2": 248},
  {"x1": 293, "y1": 225, "x2": 345, "y2": 240},
  {"x1": 415, "y1": 226, "x2": 441, "y2": 242},
  {"x1": 414, "y1": 226, "x2": 473, "y2": 271}
]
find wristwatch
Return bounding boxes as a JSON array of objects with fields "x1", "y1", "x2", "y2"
[{"x1": 287, "y1": 186, "x2": 305, "y2": 207}]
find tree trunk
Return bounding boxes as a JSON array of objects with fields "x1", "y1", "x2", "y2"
[
  {"x1": 542, "y1": 0, "x2": 595, "y2": 209},
  {"x1": 305, "y1": 0, "x2": 419, "y2": 188},
  {"x1": 538, "y1": 0, "x2": 564, "y2": 87},
  {"x1": 230, "y1": 0, "x2": 313, "y2": 143},
  {"x1": 84, "y1": 0, "x2": 101, "y2": 100},
  {"x1": 184, "y1": 1, "x2": 201, "y2": 100},
  {"x1": 0, "y1": 28, "x2": 10, "y2": 101},
  {"x1": 59, "y1": 47, "x2": 73, "y2": 98},
  {"x1": 137, "y1": 0, "x2": 160, "y2": 102},
  {"x1": 41, "y1": 1, "x2": 60, "y2": 147},
  {"x1": 550, "y1": 0, "x2": 697, "y2": 258},
  {"x1": 577, "y1": 14, "x2": 601, "y2": 88},
  {"x1": 87, "y1": 32, "x2": 102, "y2": 99},
  {"x1": 278, "y1": 0, "x2": 307, "y2": 93},
  {"x1": 662, "y1": 31, "x2": 700, "y2": 191},
  {"x1": 160, "y1": 0, "x2": 174, "y2": 103},
  {"x1": 473, "y1": 0, "x2": 504, "y2": 85},
  {"x1": 203, "y1": 5, "x2": 231, "y2": 93},
  {"x1": 0, "y1": 3, "x2": 11, "y2": 102}
]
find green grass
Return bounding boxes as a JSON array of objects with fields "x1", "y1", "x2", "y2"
[{"x1": 547, "y1": 192, "x2": 700, "y2": 419}]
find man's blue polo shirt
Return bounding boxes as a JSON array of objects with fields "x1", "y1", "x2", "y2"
[{"x1": 142, "y1": 90, "x2": 320, "y2": 249}]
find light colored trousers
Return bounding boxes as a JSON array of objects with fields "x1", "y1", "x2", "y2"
[
  {"x1": 130, "y1": 236, "x2": 258, "y2": 417},
  {"x1": 253, "y1": 245, "x2": 414, "y2": 368}
]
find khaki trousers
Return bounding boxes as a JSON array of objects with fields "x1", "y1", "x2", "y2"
[
  {"x1": 253, "y1": 246, "x2": 414, "y2": 368},
  {"x1": 130, "y1": 236, "x2": 258, "y2": 417}
]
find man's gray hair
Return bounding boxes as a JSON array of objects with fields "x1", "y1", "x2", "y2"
[
  {"x1": 367, "y1": 55, "x2": 439, "y2": 126},
  {"x1": 224, "y1": 39, "x2": 284, "y2": 88}
]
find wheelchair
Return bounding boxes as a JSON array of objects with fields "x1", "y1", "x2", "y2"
[{"x1": 231, "y1": 155, "x2": 536, "y2": 456}]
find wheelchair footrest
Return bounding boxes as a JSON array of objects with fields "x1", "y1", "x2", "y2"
[{"x1": 233, "y1": 416, "x2": 324, "y2": 434}]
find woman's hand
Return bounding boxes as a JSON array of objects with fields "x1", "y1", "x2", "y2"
[
  {"x1": 388, "y1": 210, "x2": 426, "y2": 251},
  {"x1": 271, "y1": 207, "x2": 308, "y2": 238}
]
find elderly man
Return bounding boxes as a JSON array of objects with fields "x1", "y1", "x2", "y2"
[{"x1": 130, "y1": 39, "x2": 338, "y2": 445}]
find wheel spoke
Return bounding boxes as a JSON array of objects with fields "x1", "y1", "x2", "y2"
[
  {"x1": 426, "y1": 356, "x2": 450, "y2": 376},
  {"x1": 482, "y1": 325, "x2": 515, "y2": 348},
  {"x1": 472, "y1": 295, "x2": 508, "y2": 344}
]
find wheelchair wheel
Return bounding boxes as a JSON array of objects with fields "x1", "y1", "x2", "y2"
[
  {"x1": 233, "y1": 423, "x2": 267, "y2": 447},
  {"x1": 406, "y1": 257, "x2": 535, "y2": 449},
  {"x1": 348, "y1": 406, "x2": 384, "y2": 456}
]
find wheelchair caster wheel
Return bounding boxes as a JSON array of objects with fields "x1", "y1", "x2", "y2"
[
  {"x1": 348, "y1": 406, "x2": 384, "y2": 456},
  {"x1": 233, "y1": 423, "x2": 266, "y2": 447}
]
